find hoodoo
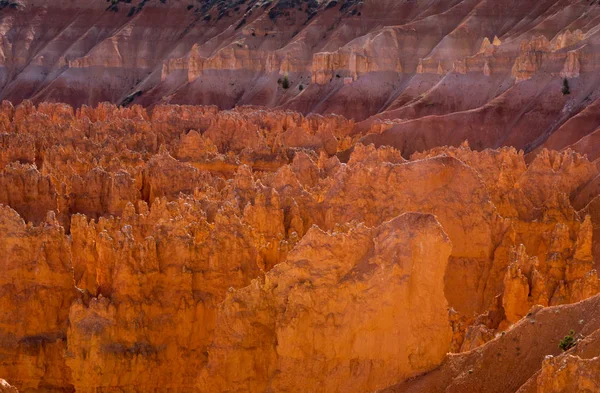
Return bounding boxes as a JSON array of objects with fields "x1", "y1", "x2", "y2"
[{"x1": 0, "y1": 1, "x2": 600, "y2": 392}]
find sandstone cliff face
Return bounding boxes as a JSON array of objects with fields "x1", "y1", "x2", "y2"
[
  {"x1": 200, "y1": 213, "x2": 452, "y2": 393},
  {"x1": 0, "y1": 206, "x2": 77, "y2": 392},
  {"x1": 0, "y1": 102, "x2": 599, "y2": 392},
  {"x1": 535, "y1": 355, "x2": 600, "y2": 393}
]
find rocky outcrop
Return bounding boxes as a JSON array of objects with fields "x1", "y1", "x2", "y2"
[
  {"x1": 535, "y1": 355, "x2": 600, "y2": 393},
  {"x1": 0, "y1": 380, "x2": 18, "y2": 393},
  {"x1": 0, "y1": 101, "x2": 600, "y2": 392},
  {"x1": 385, "y1": 293, "x2": 600, "y2": 393},
  {"x1": 2, "y1": 3, "x2": 600, "y2": 393},
  {"x1": 511, "y1": 36, "x2": 552, "y2": 82},
  {"x1": 0, "y1": 206, "x2": 77, "y2": 391},
  {"x1": 311, "y1": 48, "x2": 403, "y2": 85},
  {"x1": 66, "y1": 195, "x2": 268, "y2": 392},
  {"x1": 200, "y1": 213, "x2": 452, "y2": 393},
  {"x1": 0, "y1": 0, "x2": 600, "y2": 140}
]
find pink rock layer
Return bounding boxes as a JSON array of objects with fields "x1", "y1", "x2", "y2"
[{"x1": 0, "y1": 0, "x2": 599, "y2": 156}]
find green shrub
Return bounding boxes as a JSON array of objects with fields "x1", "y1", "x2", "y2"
[
  {"x1": 562, "y1": 78, "x2": 571, "y2": 95},
  {"x1": 235, "y1": 18, "x2": 246, "y2": 29},
  {"x1": 559, "y1": 329, "x2": 576, "y2": 351},
  {"x1": 120, "y1": 90, "x2": 143, "y2": 107},
  {"x1": 298, "y1": 84, "x2": 304, "y2": 91},
  {"x1": 282, "y1": 75, "x2": 290, "y2": 89}
]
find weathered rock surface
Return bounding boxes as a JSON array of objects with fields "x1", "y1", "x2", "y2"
[
  {"x1": 200, "y1": 213, "x2": 452, "y2": 393},
  {"x1": 0, "y1": 206, "x2": 77, "y2": 392},
  {"x1": 0, "y1": 380, "x2": 18, "y2": 393},
  {"x1": 0, "y1": 0, "x2": 599, "y2": 156},
  {"x1": 0, "y1": 102, "x2": 599, "y2": 392},
  {"x1": 533, "y1": 354, "x2": 600, "y2": 393},
  {"x1": 384, "y1": 293, "x2": 600, "y2": 393}
]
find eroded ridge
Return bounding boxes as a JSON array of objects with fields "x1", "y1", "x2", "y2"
[
  {"x1": 0, "y1": 0, "x2": 600, "y2": 156},
  {"x1": 0, "y1": 102, "x2": 599, "y2": 392}
]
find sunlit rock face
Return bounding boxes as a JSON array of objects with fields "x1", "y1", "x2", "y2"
[
  {"x1": 0, "y1": 380, "x2": 18, "y2": 393},
  {"x1": 1, "y1": 1, "x2": 600, "y2": 392},
  {"x1": 199, "y1": 213, "x2": 453, "y2": 393},
  {"x1": 0, "y1": 100, "x2": 599, "y2": 392}
]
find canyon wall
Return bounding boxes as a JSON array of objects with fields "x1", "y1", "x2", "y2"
[
  {"x1": 0, "y1": 1, "x2": 599, "y2": 392},
  {"x1": 0, "y1": 0, "x2": 597, "y2": 155},
  {"x1": 0, "y1": 101, "x2": 599, "y2": 392}
]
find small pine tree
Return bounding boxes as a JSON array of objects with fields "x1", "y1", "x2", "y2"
[
  {"x1": 282, "y1": 75, "x2": 290, "y2": 89},
  {"x1": 559, "y1": 329, "x2": 576, "y2": 351},
  {"x1": 298, "y1": 84, "x2": 304, "y2": 91},
  {"x1": 562, "y1": 78, "x2": 571, "y2": 95}
]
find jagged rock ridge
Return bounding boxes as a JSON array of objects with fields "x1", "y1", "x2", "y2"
[{"x1": 0, "y1": 101, "x2": 599, "y2": 392}]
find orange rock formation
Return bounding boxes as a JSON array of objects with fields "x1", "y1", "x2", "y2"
[{"x1": 0, "y1": 101, "x2": 599, "y2": 392}]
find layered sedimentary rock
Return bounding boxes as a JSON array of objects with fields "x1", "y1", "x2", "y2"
[
  {"x1": 200, "y1": 213, "x2": 452, "y2": 393},
  {"x1": 0, "y1": 101, "x2": 599, "y2": 392},
  {"x1": 0, "y1": 206, "x2": 77, "y2": 392},
  {"x1": 0, "y1": 0, "x2": 598, "y2": 156},
  {"x1": 0, "y1": 2, "x2": 599, "y2": 392}
]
